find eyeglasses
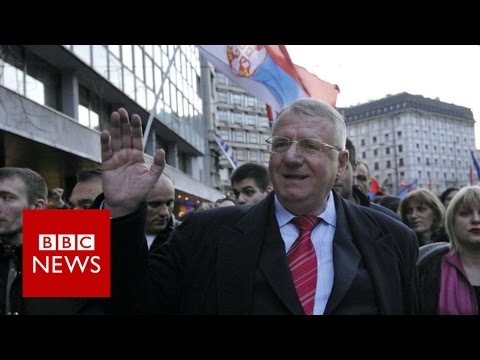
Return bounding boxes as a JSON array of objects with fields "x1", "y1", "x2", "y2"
[{"x1": 265, "y1": 136, "x2": 341, "y2": 156}]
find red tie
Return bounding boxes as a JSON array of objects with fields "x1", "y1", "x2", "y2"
[{"x1": 288, "y1": 215, "x2": 321, "y2": 315}]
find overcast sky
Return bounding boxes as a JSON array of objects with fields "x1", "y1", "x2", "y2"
[{"x1": 287, "y1": 45, "x2": 480, "y2": 148}]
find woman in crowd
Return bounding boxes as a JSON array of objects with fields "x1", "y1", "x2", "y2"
[
  {"x1": 399, "y1": 188, "x2": 448, "y2": 247},
  {"x1": 417, "y1": 186, "x2": 480, "y2": 315}
]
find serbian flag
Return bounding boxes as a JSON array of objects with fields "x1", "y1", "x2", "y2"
[
  {"x1": 470, "y1": 150, "x2": 480, "y2": 181},
  {"x1": 198, "y1": 45, "x2": 339, "y2": 119},
  {"x1": 214, "y1": 132, "x2": 238, "y2": 169},
  {"x1": 396, "y1": 179, "x2": 418, "y2": 199},
  {"x1": 368, "y1": 177, "x2": 381, "y2": 199}
]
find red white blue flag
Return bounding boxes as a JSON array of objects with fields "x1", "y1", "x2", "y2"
[
  {"x1": 396, "y1": 179, "x2": 418, "y2": 199},
  {"x1": 198, "y1": 45, "x2": 339, "y2": 118}
]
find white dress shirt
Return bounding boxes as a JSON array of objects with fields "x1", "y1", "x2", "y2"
[{"x1": 274, "y1": 191, "x2": 336, "y2": 315}]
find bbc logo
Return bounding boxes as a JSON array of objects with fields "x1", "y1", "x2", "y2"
[
  {"x1": 23, "y1": 210, "x2": 110, "y2": 297},
  {"x1": 39, "y1": 234, "x2": 95, "y2": 251}
]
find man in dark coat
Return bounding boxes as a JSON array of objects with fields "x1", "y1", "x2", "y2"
[
  {"x1": 101, "y1": 99, "x2": 419, "y2": 315},
  {"x1": 334, "y1": 139, "x2": 401, "y2": 221},
  {"x1": 146, "y1": 174, "x2": 180, "y2": 254},
  {"x1": 0, "y1": 167, "x2": 106, "y2": 315}
]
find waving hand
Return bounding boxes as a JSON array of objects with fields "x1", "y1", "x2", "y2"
[{"x1": 100, "y1": 108, "x2": 165, "y2": 218}]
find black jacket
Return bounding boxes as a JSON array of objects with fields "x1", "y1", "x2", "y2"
[
  {"x1": 352, "y1": 187, "x2": 401, "y2": 221},
  {"x1": 110, "y1": 191, "x2": 419, "y2": 314},
  {"x1": 148, "y1": 216, "x2": 181, "y2": 254},
  {"x1": 0, "y1": 244, "x2": 109, "y2": 315},
  {"x1": 417, "y1": 242, "x2": 450, "y2": 315}
]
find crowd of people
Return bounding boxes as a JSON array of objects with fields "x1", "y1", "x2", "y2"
[{"x1": 1, "y1": 98, "x2": 478, "y2": 315}]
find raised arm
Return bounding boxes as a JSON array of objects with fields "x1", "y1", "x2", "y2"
[{"x1": 100, "y1": 108, "x2": 165, "y2": 218}]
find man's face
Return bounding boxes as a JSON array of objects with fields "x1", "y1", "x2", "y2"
[
  {"x1": 354, "y1": 162, "x2": 371, "y2": 195},
  {"x1": 146, "y1": 179, "x2": 175, "y2": 234},
  {"x1": 69, "y1": 179, "x2": 103, "y2": 209},
  {"x1": 269, "y1": 114, "x2": 348, "y2": 215},
  {"x1": 334, "y1": 160, "x2": 355, "y2": 201},
  {"x1": 232, "y1": 178, "x2": 270, "y2": 205},
  {"x1": 0, "y1": 178, "x2": 30, "y2": 236}
]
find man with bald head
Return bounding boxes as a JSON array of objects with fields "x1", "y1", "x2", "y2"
[{"x1": 146, "y1": 174, "x2": 180, "y2": 254}]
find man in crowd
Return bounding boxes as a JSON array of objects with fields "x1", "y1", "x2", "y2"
[
  {"x1": 334, "y1": 139, "x2": 400, "y2": 220},
  {"x1": 354, "y1": 160, "x2": 371, "y2": 197},
  {"x1": 69, "y1": 168, "x2": 103, "y2": 209},
  {"x1": 101, "y1": 99, "x2": 419, "y2": 315},
  {"x1": 230, "y1": 162, "x2": 272, "y2": 205},
  {"x1": 0, "y1": 167, "x2": 106, "y2": 314},
  {"x1": 145, "y1": 174, "x2": 180, "y2": 254}
]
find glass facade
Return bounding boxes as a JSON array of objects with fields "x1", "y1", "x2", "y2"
[
  {"x1": 0, "y1": 45, "x2": 60, "y2": 110},
  {"x1": 65, "y1": 45, "x2": 204, "y2": 152}
]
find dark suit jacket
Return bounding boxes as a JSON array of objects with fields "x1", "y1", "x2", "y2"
[{"x1": 111, "y1": 191, "x2": 419, "y2": 314}]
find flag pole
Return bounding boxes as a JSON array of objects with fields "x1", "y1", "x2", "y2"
[{"x1": 143, "y1": 45, "x2": 181, "y2": 150}]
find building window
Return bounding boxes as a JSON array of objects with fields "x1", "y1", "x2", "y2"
[
  {"x1": 397, "y1": 131, "x2": 402, "y2": 137},
  {"x1": 73, "y1": 45, "x2": 91, "y2": 65},
  {"x1": 248, "y1": 132, "x2": 259, "y2": 144},
  {"x1": 398, "y1": 145, "x2": 403, "y2": 152},
  {"x1": 399, "y1": 158, "x2": 404, "y2": 166},
  {"x1": 236, "y1": 149, "x2": 245, "y2": 161},
  {"x1": 386, "y1": 147, "x2": 390, "y2": 155},
  {"x1": 386, "y1": 160, "x2": 391, "y2": 169},
  {"x1": 232, "y1": 94, "x2": 242, "y2": 106},
  {"x1": 246, "y1": 96, "x2": 256, "y2": 107},
  {"x1": 92, "y1": 45, "x2": 108, "y2": 78},
  {"x1": 217, "y1": 73, "x2": 227, "y2": 84},
  {"x1": 218, "y1": 111, "x2": 229, "y2": 122},
  {"x1": 232, "y1": 112, "x2": 243, "y2": 124},
  {"x1": 361, "y1": 139, "x2": 365, "y2": 146},
  {"x1": 373, "y1": 149, "x2": 378, "y2": 156},
  {"x1": 246, "y1": 114, "x2": 256, "y2": 126},
  {"x1": 217, "y1": 91, "x2": 228, "y2": 103},
  {"x1": 220, "y1": 129, "x2": 229, "y2": 141},
  {"x1": 234, "y1": 130, "x2": 245, "y2": 142},
  {"x1": 122, "y1": 45, "x2": 133, "y2": 70},
  {"x1": 374, "y1": 162, "x2": 379, "y2": 170},
  {"x1": 78, "y1": 85, "x2": 110, "y2": 132},
  {"x1": 0, "y1": 45, "x2": 60, "y2": 109}
]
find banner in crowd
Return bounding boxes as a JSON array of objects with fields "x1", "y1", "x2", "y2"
[
  {"x1": 470, "y1": 150, "x2": 480, "y2": 181},
  {"x1": 214, "y1": 132, "x2": 238, "y2": 169},
  {"x1": 396, "y1": 179, "x2": 418, "y2": 199}
]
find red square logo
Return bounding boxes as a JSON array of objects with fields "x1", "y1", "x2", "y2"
[{"x1": 22, "y1": 210, "x2": 110, "y2": 297}]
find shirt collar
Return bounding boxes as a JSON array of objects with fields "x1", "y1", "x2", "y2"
[{"x1": 274, "y1": 191, "x2": 336, "y2": 228}]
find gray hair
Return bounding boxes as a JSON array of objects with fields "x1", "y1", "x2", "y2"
[{"x1": 272, "y1": 98, "x2": 346, "y2": 150}]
